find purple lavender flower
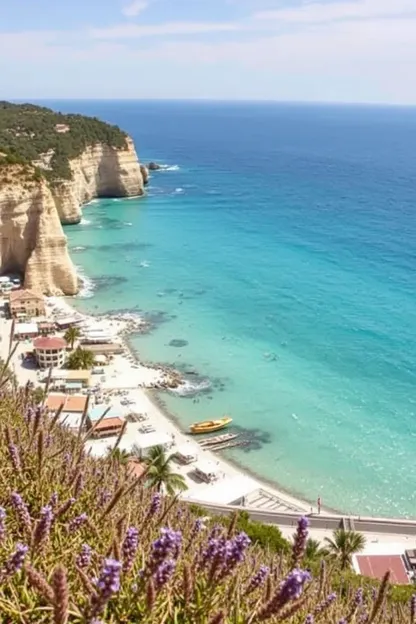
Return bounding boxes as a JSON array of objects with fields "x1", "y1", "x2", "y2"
[
  {"x1": 314, "y1": 592, "x2": 337, "y2": 615},
  {"x1": 0, "y1": 507, "x2": 6, "y2": 543},
  {"x1": 149, "y1": 493, "x2": 161, "y2": 516},
  {"x1": 122, "y1": 527, "x2": 139, "y2": 573},
  {"x1": 246, "y1": 565, "x2": 270, "y2": 594},
  {"x1": 201, "y1": 532, "x2": 250, "y2": 582},
  {"x1": 228, "y1": 532, "x2": 251, "y2": 566},
  {"x1": 292, "y1": 516, "x2": 309, "y2": 567},
  {"x1": 48, "y1": 492, "x2": 59, "y2": 509},
  {"x1": 90, "y1": 558, "x2": 122, "y2": 617},
  {"x1": 74, "y1": 473, "x2": 84, "y2": 498},
  {"x1": 354, "y1": 588, "x2": 364, "y2": 607},
  {"x1": 76, "y1": 544, "x2": 93, "y2": 569},
  {"x1": 258, "y1": 568, "x2": 311, "y2": 620},
  {"x1": 191, "y1": 518, "x2": 205, "y2": 536},
  {"x1": 411, "y1": 594, "x2": 416, "y2": 623},
  {"x1": 200, "y1": 536, "x2": 228, "y2": 571},
  {"x1": 304, "y1": 616, "x2": 314, "y2": 624},
  {"x1": 10, "y1": 492, "x2": 32, "y2": 533},
  {"x1": 208, "y1": 524, "x2": 222, "y2": 540},
  {"x1": 154, "y1": 559, "x2": 176, "y2": 590},
  {"x1": 279, "y1": 569, "x2": 311, "y2": 601},
  {"x1": 25, "y1": 406, "x2": 35, "y2": 423},
  {"x1": 0, "y1": 543, "x2": 29, "y2": 581},
  {"x1": 33, "y1": 505, "x2": 54, "y2": 551},
  {"x1": 68, "y1": 513, "x2": 88, "y2": 532},
  {"x1": 8, "y1": 443, "x2": 21, "y2": 472},
  {"x1": 149, "y1": 527, "x2": 182, "y2": 572},
  {"x1": 99, "y1": 490, "x2": 111, "y2": 507}
]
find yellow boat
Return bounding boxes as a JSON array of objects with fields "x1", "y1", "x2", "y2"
[{"x1": 190, "y1": 416, "x2": 232, "y2": 435}]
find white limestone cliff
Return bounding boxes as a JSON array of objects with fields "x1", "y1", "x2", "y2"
[
  {"x1": 0, "y1": 138, "x2": 145, "y2": 294},
  {"x1": 52, "y1": 137, "x2": 144, "y2": 224}
]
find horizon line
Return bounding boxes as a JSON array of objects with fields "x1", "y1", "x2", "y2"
[{"x1": 7, "y1": 97, "x2": 416, "y2": 109}]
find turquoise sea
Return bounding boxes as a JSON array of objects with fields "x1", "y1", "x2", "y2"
[{"x1": 44, "y1": 100, "x2": 416, "y2": 518}]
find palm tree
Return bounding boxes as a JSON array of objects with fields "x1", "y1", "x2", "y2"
[
  {"x1": 64, "y1": 326, "x2": 81, "y2": 350},
  {"x1": 136, "y1": 444, "x2": 187, "y2": 495},
  {"x1": 304, "y1": 538, "x2": 326, "y2": 563},
  {"x1": 324, "y1": 529, "x2": 366, "y2": 570},
  {"x1": 66, "y1": 347, "x2": 95, "y2": 370},
  {"x1": 108, "y1": 447, "x2": 131, "y2": 466}
]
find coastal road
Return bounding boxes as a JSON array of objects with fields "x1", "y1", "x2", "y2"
[{"x1": 188, "y1": 499, "x2": 416, "y2": 542}]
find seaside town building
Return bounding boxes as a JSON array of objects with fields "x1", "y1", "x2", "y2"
[
  {"x1": 14, "y1": 322, "x2": 39, "y2": 341},
  {"x1": 87, "y1": 406, "x2": 125, "y2": 439},
  {"x1": 45, "y1": 393, "x2": 88, "y2": 431},
  {"x1": 86, "y1": 343, "x2": 124, "y2": 356},
  {"x1": 33, "y1": 336, "x2": 67, "y2": 369},
  {"x1": 9, "y1": 289, "x2": 45, "y2": 319},
  {"x1": 48, "y1": 369, "x2": 92, "y2": 392}
]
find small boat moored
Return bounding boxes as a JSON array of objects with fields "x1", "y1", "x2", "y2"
[{"x1": 189, "y1": 416, "x2": 232, "y2": 435}]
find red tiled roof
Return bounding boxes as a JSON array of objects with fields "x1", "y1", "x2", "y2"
[
  {"x1": 65, "y1": 395, "x2": 88, "y2": 412},
  {"x1": 45, "y1": 393, "x2": 87, "y2": 413},
  {"x1": 45, "y1": 394, "x2": 66, "y2": 411},
  {"x1": 94, "y1": 417, "x2": 124, "y2": 431},
  {"x1": 356, "y1": 555, "x2": 409, "y2": 585},
  {"x1": 128, "y1": 460, "x2": 147, "y2": 478},
  {"x1": 34, "y1": 336, "x2": 67, "y2": 350}
]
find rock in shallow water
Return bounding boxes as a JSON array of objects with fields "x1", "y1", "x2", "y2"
[
  {"x1": 168, "y1": 339, "x2": 189, "y2": 348},
  {"x1": 148, "y1": 161, "x2": 162, "y2": 170}
]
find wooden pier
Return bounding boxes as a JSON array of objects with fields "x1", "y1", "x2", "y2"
[
  {"x1": 199, "y1": 433, "x2": 238, "y2": 447},
  {"x1": 211, "y1": 439, "x2": 250, "y2": 451}
]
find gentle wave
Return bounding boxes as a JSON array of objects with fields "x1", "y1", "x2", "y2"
[
  {"x1": 123, "y1": 222, "x2": 133, "y2": 226},
  {"x1": 76, "y1": 266, "x2": 95, "y2": 299},
  {"x1": 170, "y1": 378, "x2": 212, "y2": 397},
  {"x1": 158, "y1": 164, "x2": 180, "y2": 171},
  {"x1": 80, "y1": 218, "x2": 91, "y2": 226},
  {"x1": 175, "y1": 188, "x2": 184, "y2": 194},
  {"x1": 140, "y1": 261, "x2": 150, "y2": 268},
  {"x1": 72, "y1": 246, "x2": 86, "y2": 251}
]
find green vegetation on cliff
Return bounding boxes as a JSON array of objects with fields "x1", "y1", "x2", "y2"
[{"x1": 0, "y1": 101, "x2": 127, "y2": 182}]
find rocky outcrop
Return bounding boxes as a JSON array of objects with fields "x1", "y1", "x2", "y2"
[
  {"x1": 53, "y1": 137, "x2": 145, "y2": 225},
  {"x1": 0, "y1": 171, "x2": 78, "y2": 295},
  {"x1": 140, "y1": 164, "x2": 149, "y2": 185},
  {"x1": 148, "y1": 162, "x2": 162, "y2": 171},
  {"x1": 0, "y1": 137, "x2": 145, "y2": 294}
]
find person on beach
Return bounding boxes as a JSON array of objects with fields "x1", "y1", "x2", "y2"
[{"x1": 317, "y1": 496, "x2": 322, "y2": 514}]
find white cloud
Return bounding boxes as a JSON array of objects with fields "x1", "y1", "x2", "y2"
[
  {"x1": 122, "y1": 0, "x2": 149, "y2": 17},
  {"x1": 254, "y1": 0, "x2": 416, "y2": 24},
  {"x1": 1, "y1": 0, "x2": 416, "y2": 103},
  {"x1": 89, "y1": 20, "x2": 241, "y2": 39}
]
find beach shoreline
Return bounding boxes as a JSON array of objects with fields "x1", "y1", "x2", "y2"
[
  {"x1": 0, "y1": 285, "x2": 331, "y2": 516},
  {"x1": 47, "y1": 293, "x2": 331, "y2": 516}
]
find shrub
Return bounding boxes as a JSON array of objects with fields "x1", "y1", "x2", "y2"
[
  {"x1": 0, "y1": 101, "x2": 128, "y2": 182},
  {"x1": 0, "y1": 381, "x2": 414, "y2": 622}
]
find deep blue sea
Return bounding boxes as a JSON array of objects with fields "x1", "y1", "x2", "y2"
[{"x1": 42, "y1": 100, "x2": 416, "y2": 518}]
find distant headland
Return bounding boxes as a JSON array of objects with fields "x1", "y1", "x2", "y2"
[{"x1": 0, "y1": 101, "x2": 148, "y2": 296}]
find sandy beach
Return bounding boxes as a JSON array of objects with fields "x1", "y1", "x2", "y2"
[
  {"x1": 0, "y1": 294, "x2": 319, "y2": 516},
  {"x1": 5, "y1": 292, "x2": 416, "y2": 559}
]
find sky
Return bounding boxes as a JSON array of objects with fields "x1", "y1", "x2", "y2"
[{"x1": 1, "y1": 0, "x2": 416, "y2": 104}]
